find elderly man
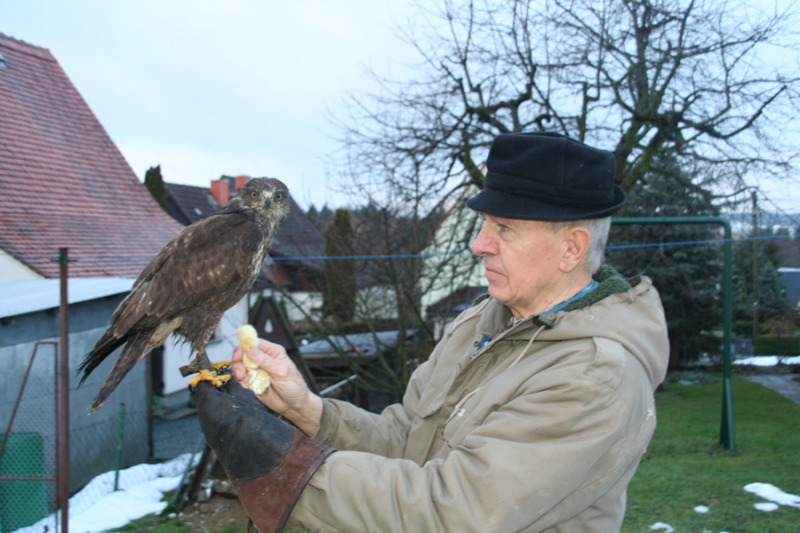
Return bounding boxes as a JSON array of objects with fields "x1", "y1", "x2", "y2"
[{"x1": 194, "y1": 131, "x2": 669, "y2": 532}]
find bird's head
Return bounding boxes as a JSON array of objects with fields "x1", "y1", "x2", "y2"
[{"x1": 235, "y1": 177, "x2": 291, "y2": 224}]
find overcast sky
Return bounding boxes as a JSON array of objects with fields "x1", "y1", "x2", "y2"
[
  {"x1": 0, "y1": 0, "x2": 419, "y2": 210},
  {"x1": 2, "y1": 0, "x2": 797, "y2": 214}
]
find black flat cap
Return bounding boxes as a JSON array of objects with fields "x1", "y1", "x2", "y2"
[{"x1": 467, "y1": 132, "x2": 627, "y2": 220}]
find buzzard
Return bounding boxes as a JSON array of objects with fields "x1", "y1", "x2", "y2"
[{"x1": 79, "y1": 177, "x2": 290, "y2": 411}]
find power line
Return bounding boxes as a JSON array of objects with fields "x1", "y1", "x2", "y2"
[
  {"x1": 270, "y1": 232, "x2": 797, "y2": 262},
  {"x1": 11, "y1": 232, "x2": 797, "y2": 263}
]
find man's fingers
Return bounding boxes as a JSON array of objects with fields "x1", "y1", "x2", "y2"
[
  {"x1": 231, "y1": 362, "x2": 247, "y2": 382},
  {"x1": 257, "y1": 338, "x2": 288, "y2": 360}
]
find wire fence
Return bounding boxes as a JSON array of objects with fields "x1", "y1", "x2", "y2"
[
  {"x1": 10, "y1": 231, "x2": 800, "y2": 265},
  {"x1": 0, "y1": 342, "x2": 58, "y2": 533},
  {"x1": 0, "y1": 360, "x2": 204, "y2": 533}
]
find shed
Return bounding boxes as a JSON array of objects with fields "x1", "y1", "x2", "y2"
[{"x1": 0, "y1": 278, "x2": 147, "y2": 496}]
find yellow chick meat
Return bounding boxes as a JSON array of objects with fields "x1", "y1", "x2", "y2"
[{"x1": 237, "y1": 324, "x2": 271, "y2": 394}]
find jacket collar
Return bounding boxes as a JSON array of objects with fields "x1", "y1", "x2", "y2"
[{"x1": 471, "y1": 265, "x2": 632, "y2": 338}]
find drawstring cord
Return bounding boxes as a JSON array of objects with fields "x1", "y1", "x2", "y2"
[
  {"x1": 446, "y1": 323, "x2": 546, "y2": 423},
  {"x1": 447, "y1": 297, "x2": 492, "y2": 337}
]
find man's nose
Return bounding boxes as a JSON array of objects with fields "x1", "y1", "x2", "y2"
[{"x1": 471, "y1": 226, "x2": 494, "y2": 256}]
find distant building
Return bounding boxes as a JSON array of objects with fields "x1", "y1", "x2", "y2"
[
  {"x1": 162, "y1": 176, "x2": 327, "y2": 323},
  {"x1": 778, "y1": 267, "x2": 800, "y2": 313}
]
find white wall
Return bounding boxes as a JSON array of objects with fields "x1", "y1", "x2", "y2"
[
  {"x1": 421, "y1": 190, "x2": 486, "y2": 320},
  {"x1": 0, "y1": 249, "x2": 43, "y2": 279},
  {"x1": 160, "y1": 297, "x2": 250, "y2": 395},
  {"x1": 277, "y1": 291, "x2": 323, "y2": 323}
]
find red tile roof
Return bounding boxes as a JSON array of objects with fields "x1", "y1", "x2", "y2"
[{"x1": 0, "y1": 33, "x2": 183, "y2": 278}]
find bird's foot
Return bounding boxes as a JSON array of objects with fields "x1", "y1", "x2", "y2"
[
  {"x1": 188, "y1": 368, "x2": 232, "y2": 388},
  {"x1": 212, "y1": 360, "x2": 231, "y2": 371}
]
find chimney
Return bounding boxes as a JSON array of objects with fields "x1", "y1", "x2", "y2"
[
  {"x1": 210, "y1": 179, "x2": 230, "y2": 207},
  {"x1": 235, "y1": 175, "x2": 251, "y2": 192}
]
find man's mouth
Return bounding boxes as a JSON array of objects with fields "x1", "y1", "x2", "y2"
[{"x1": 483, "y1": 264, "x2": 502, "y2": 279}]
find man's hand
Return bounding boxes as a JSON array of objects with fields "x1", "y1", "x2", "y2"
[{"x1": 231, "y1": 338, "x2": 323, "y2": 437}]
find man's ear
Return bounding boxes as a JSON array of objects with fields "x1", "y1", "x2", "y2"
[{"x1": 560, "y1": 226, "x2": 591, "y2": 273}]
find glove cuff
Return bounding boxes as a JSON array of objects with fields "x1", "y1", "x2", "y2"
[{"x1": 231, "y1": 428, "x2": 335, "y2": 533}]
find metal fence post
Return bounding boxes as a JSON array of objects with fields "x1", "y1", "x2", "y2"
[
  {"x1": 58, "y1": 248, "x2": 71, "y2": 531},
  {"x1": 114, "y1": 403, "x2": 126, "y2": 491},
  {"x1": 612, "y1": 217, "x2": 735, "y2": 452}
]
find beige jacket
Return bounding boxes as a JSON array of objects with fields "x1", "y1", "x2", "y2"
[{"x1": 288, "y1": 268, "x2": 669, "y2": 532}]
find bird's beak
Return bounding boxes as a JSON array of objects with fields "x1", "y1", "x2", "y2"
[{"x1": 262, "y1": 191, "x2": 273, "y2": 208}]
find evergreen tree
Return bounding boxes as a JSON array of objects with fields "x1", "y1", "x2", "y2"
[
  {"x1": 607, "y1": 159, "x2": 722, "y2": 369},
  {"x1": 322, "y1": 209, "x2": 357, "y2": 322},
  {"x1": 144, "y1": 164, "x2": 167, "y2": 210},
  {"x1": 732, "y1": 230, "x2": 789, "y2": 334}
]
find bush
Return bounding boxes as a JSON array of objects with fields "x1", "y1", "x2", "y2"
[
  {"x1": 732, "y1": 320, "x2": 753, "y2": 336},
  {"x1": 753, "y1": 334, "x2": 800, "y2": 356}
]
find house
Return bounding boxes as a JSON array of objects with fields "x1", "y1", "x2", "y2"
[
  {"x1": 0, "y1": 32, "x2": 185, "y2": 515},
  {"x1": 155, "y1": 175, "x2": 329, "y2": 405},
  {"x1": 163, "y1": 175, "x2": 327, "y2": 321},
  {"x1": 0, "y1": 33, "x2": 183, "y2": 279},
  {"x1": 779, "y1": 268, "x2": 800, "y2": 312},
  {"x1": 774, "y1": 230, "x2": 800, "y2": 269},
  {"x1": 420, "y1": 184, "x2": 487, "y2": 337}
]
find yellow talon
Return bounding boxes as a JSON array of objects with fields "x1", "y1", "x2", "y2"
[
  {"x1": 212, "y1": 360, "x2": 231, "y2": 371},
  {"x1": 188, "y1": 368, "x2": 232, "y2": 388}
]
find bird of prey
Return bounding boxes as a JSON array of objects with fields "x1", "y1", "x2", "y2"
[{"x1": 78, "y1": 177, "x2": 290, "y2": 411}]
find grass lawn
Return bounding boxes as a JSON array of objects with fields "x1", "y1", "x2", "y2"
[{"x1": 622, "y1": 373, "x2": 800, "y2": 532}]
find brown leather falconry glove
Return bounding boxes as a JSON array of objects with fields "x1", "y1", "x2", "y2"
[{"x1": 193, "y1": 375, "x2": 334, "y2": 533}]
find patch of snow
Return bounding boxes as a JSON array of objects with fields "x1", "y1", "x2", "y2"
[
  {"x1": 744, "y1": 482, "x2": 800, "y2": 508},
  {"x1": 754, "y1": 502, "x2": 780, "y2": 512},
  {"x1": 649, "y1": 522, "x2": 675, "y2": 532},
  {"x1": 12, "y1": 453, "x2": 199, "y2": 533},
  {"x1": 734, "y1": 355, "x2": 800, "y2": 366}
]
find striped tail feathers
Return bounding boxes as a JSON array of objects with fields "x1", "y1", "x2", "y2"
[
  {"x1": 88, "y1": 332, "x2": 154, "y2": 412},
  {"x1": 78, "y1": 330, "x2": 128, "y2": 385}
]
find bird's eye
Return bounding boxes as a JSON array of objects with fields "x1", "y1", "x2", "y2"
[
  {"x1": 251, "y1": 191, "x2": 258, "y2": 198},
  {"x1": 275, "y1": 192, "x2": 284, "y2": 201}
]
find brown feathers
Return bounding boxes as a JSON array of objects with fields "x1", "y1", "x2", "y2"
[{"x1": 79, "y1": 177, "x2": 290, "y2": 411}]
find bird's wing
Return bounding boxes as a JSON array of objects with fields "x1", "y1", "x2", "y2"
[{"x1": 107, "y1": 212, "x2": 265, "y2": 336}]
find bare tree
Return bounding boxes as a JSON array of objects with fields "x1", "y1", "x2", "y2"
[
  {"x1": 292, "y1": 195, "x2": 448, "y2": 402},
  {"x1": 319, "y1": 0, "x2": 799, "y2": 394},
  {"x1": 333, "y1": 0, "x2": 799, "y2": 204}
]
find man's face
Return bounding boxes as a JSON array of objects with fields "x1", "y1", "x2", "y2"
[{"x1": 471, "y1": 214, "x2": 571, "y2": 319}]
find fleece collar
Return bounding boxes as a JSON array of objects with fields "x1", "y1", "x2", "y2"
[
  {"x1": 468, "y1": 264, "x2": 633, "y2": 336},
  {"x1": 557, "y1": 264, "x2": 631, "y2": 314}
]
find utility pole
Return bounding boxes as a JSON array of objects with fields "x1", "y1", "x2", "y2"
[{"x1": 751, "y1": 190, "x2": 759, "y2": 342}]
